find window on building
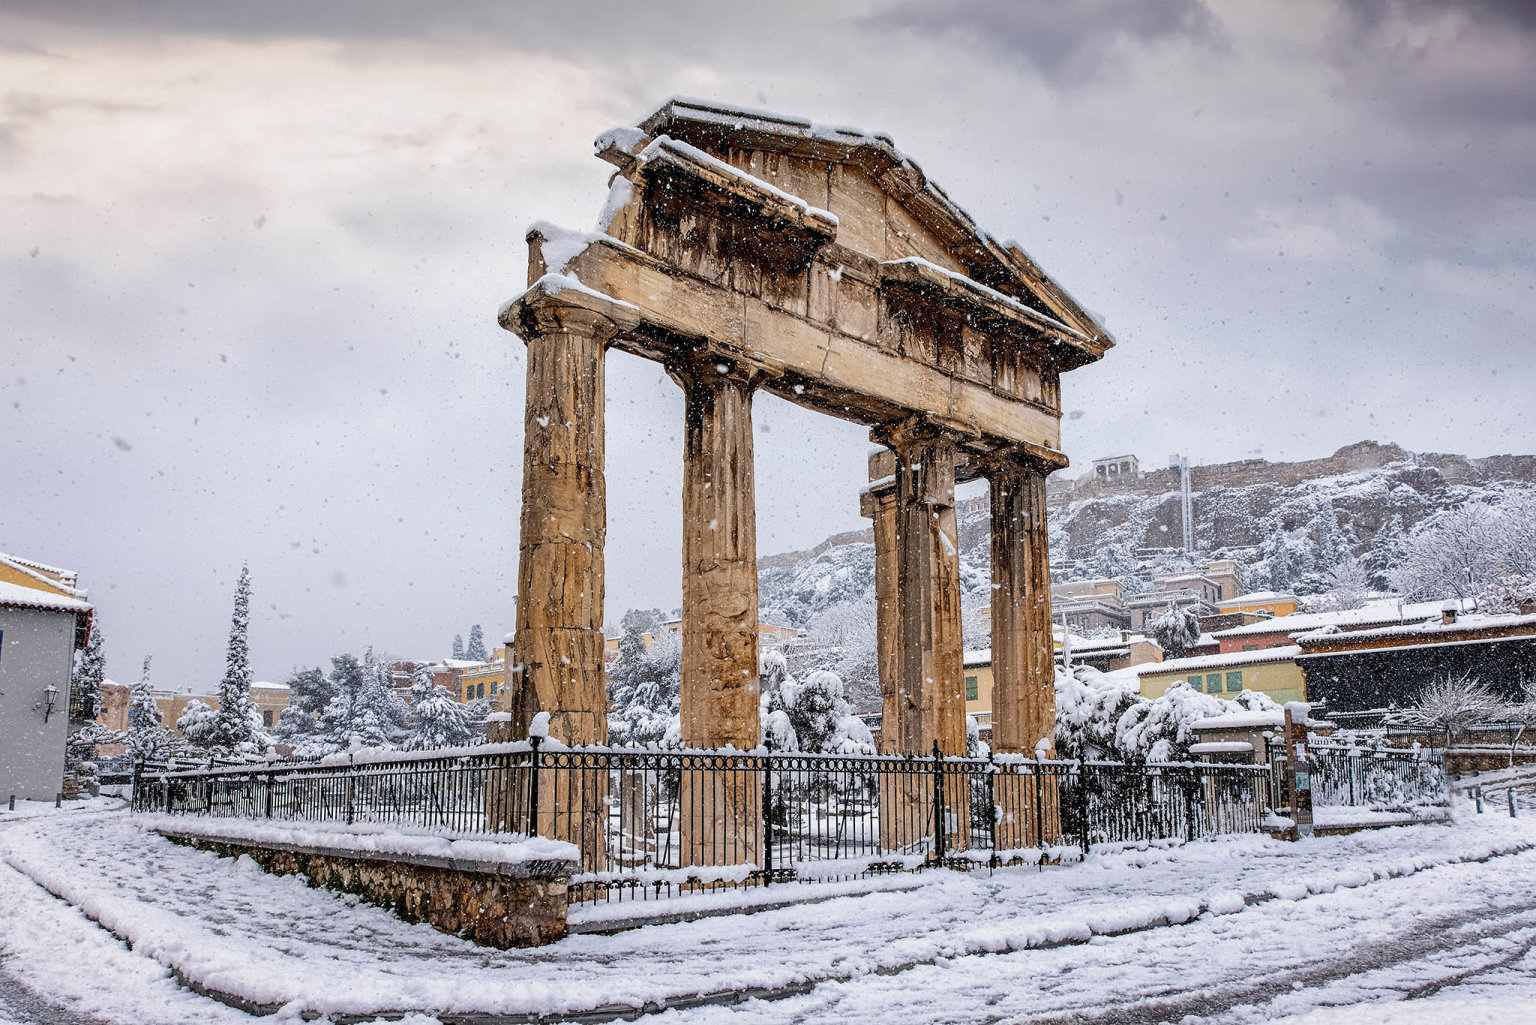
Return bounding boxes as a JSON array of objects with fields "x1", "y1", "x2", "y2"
[
  {"x1": 1225, "y1": 671, "x2": 1242, "y2": 693},
  {"x1": 477, "y1": 682, "x2": 485, "y2": 700},
  {"x1": 1188, "y1": 675, "x2": 1202, "y2": 692},
  {"x1": 1206, "y1": 674, "x2": 1222, "y2": 694},
  {"x1": 965, "y1": 675, "x2": 978, "y2": 701},
  {"x1": 1242, "y1": 644, "x2": 1258, "y2": 652}
]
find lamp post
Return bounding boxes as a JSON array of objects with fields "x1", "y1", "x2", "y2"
[{"x1": 43, "y1": 684, "x2": 59, "y2": 723}]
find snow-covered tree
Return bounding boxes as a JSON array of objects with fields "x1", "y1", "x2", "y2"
[
  {"x1": 759, "y1": 656, "x2": 873, "y2": 754},
  {"x1": 176, "y1": 698, "x2": 221, "y2": 750},
  {"x1": 1393, "y1": 496, "x2": 1536, "y2": 608},
  {"x1": 1149, "y1": 601, "x2": 1201, "y2": 658},
  {"x1": 465, "y1": 624, "x2": 488, "y2": 661},
  {"x1": 309, "y1": 651, "x2": 408, "y2": 754},
  {"x1": 607, "y1": 609, "x2": 680, "y2": 747},
  {"x1": 1054, "y1": 664, "x2": 1143, "y2": 760},
  {"x1": 405, "y1": 666, "x2": 477, "y2": 750},
  {"x1": 205, "y1": 564, "x2": 262, "y2": 755},
  {"x1": 1115, "y1": 681, "x2": 1229, "y2": 762},
  {"x1": 70, "y1": 625, "x2": 106, "y2": 724},
  {"x1": 1326, "y1": 555, "x2": 1371, "y2": 610},
  {"x1": 65, "y1": 625, "x2": 109, "y2": 793},
  {"x1": 451, "y1": 634, "x2": 465, "y2": 660},
  {"x1": 1392, "y1": 671, "x2": 1502, "y2": 747},
  {"x1": 802, "y1": 599, "x2": 879, "y2": 713},
  {"x1": 126, "y1": 655, "x2": 169, "y2": 763}
]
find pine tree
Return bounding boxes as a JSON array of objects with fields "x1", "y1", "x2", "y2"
[
  {"x1": 270, "y1": 666, "x2": 332, "y2": 752},
  {"x1": 65, "y1": 626, "x2": 110, "y2": 794},
  {"x1": 406, "y1": 665, "x2": 477, "y2": 750},
  {"x1": 1149, "y1": 601, "x2": 1201, "y2": 658},
  {"x1": 452, "y1": 634, "x2": 465, "y2": 660},
  {"x1": 127, "y1": 655, "x2": 168, "y2": 763},
  {"x1": 208, "y1": 564, "x2": 259, "y2": 755},
  {"x1": 465, "y1": 624, "x2": 488, "y2": 661},
  {"x1": 70, "y1": 626, "x2": 107, "y2": 724},
  {"x1": 314, "y1": 650, "x2": 410, "y2": 754}
]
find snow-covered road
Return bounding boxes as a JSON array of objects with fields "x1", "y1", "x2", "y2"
[{"x1": 1, "y1": 801, "x2": 1534, "y2": 1023}]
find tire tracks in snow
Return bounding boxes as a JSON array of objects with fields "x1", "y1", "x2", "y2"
[{"x1": 999, "y1": 900, "x2": 1536, "y2": 1025}]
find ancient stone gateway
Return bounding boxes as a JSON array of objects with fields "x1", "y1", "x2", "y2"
[{"x1": 496, "y1": 100, "x2": 1111, "y2": 862}]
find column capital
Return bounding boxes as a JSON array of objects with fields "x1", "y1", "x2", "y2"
[
  {"x1": 665, "y1": 340, "x2": 783, "y2": 394},
  {"x1": 499, "y1": 274, "x2": 641, "y2": 343},
  {"x1": 971, "y1": 441, "x2": 1068, "y2": 480},
  {"x1": 869, "y1": 414, "x2": 974, "y2": 457}
]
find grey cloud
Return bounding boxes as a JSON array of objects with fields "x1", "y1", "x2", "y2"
[{"x1": 868, "y1": 0, "x2": 1223, "y2": 78}]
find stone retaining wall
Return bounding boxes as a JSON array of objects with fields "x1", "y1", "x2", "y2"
[{"x1": 160, "y1": 830, "x2": 571, "y2": 948}]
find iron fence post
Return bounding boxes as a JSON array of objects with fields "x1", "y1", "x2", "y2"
[
  {"x1": 1184, "y1": 770, "x2": 1197, "y2": 842},
  {"x1": 762, "y1": 738, "x2": 774, "y2": 885},
  {"x1": 932, "y1": 740, "x2": 945, "y2": 864},
  {"x1": 265, "y1": 772, "x2": 275, "y2": 819},
  {"x1": 131, "y1": 759, "x2": 142, "y2": 812},
  {"x1": 1077, "y1": 763, "x2": 1091, "y2": 855},
  {"x1": 346, "y1": 753, "x2": 356, "y2": 826},
  {"x1": 528, "y1": 734, "x2": 542, "y2": 836}
]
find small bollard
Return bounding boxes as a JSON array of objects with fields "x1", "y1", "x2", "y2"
[
  {"x1": 1510, "y1": 789, "x2": 1518, "y2": 819},
  {"x1": 6, "y1": 795, "x2": 13, "y2": 811},
  {"x1": 55, "y1": 792, "x2": 62, "y2": 809},
  {"x1": 1475, "y1": 786, "x2": 1485, "y2": 814}
]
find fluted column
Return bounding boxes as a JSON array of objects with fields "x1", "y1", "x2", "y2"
[
  {"x1": 886, "y1": 422, "x2": 966, "y2": 759},
  {"x1": 672, "y1": 351, "x2": 766, "y2": 868},
  {"x1": 498, "y1": 278, "x2": 636, "y2": 865},
  {"x1": 987, "y1": 452, "x2": 1059, "y2": 851},
  {"x1": 988, "y1": 456, "x2": 1055, "y2": 756}
]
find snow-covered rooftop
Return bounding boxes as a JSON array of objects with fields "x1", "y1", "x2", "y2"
[
  {"x1": 1191, "y1": 709, "x2": 1287, "y2": 730},
  {"x1": 1134, "y1": 645, "x2": 1303, "y2": 676},
  {"x1": 0, "y1": 579, "x2": 92, "y2": 614},
  {"x1": 1296, "y1": 612, "x2": 1536, "y2": 645},
  {"x1": 1188, "y1": 741, "x2": 1256, "y2": 755},
  {"x1": 1211, "y1": 599, "x2": 1446, "y2": 639},
  {"x1": 1220, "y1": 591, "x2": 1296, "y2": 605}
]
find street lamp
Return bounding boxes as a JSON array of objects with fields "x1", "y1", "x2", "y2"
[{"x1": 43, "y1": 684, "x2": 59, "y2": 722}]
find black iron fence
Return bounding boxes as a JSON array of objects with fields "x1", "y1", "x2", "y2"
[
  {"x1": 1306, "y1": 742, "x2": 1447, "y2": 810},
  {"x1": 135, "y1": 740, "x2": 1271, "y2": 902}
]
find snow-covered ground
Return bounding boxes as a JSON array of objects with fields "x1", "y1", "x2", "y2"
[{"x1": 2, "y1": 799, "x2": 1535, "y2": 1023}]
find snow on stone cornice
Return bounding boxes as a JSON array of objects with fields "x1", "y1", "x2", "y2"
[
  {"x1": 881, "y1": 256, "x2": 1084, "y2": 339},
  {"x1": 635, "y1": 135, "x2": 840, "y2": 226},
  {"x1": 498, "y1": 272, "x2": 640, "y2": 323}
]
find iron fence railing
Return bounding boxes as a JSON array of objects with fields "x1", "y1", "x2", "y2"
[
  {"x1": 135, "y1": 740, "x2": 1271, "y2": 903},
  {"x1": 1306, "y1": 742, "x2": 1447, "y2": 810}
]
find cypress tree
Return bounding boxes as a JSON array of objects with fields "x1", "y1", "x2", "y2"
[
  {"x1": 465, "y1": 624, "x2": 488, "y2": 661},
  {"x1": 210, "y1": 564, "x2": 258, "y2": 754}
]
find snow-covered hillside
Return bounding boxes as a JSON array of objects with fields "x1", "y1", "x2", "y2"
[{"x1": 758, "y1": 445, "x2": 1536, "y2": 629}]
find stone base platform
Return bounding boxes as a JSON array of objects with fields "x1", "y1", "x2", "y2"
[{"x1": 154, "y1": 824, "x2": 576, "y2": 948}]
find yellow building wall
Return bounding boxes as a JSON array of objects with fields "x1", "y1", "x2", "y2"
[
  {"x1": 0, "y1": 561, "x2": 76, "y2": 597},
  {"x1": 1222, "y1": 597, "x2": 1300, "y2": 618},
  {"x1": 964, "y1": 664, "x2": 994, "y2": 724},
  {"x1": 1139, "y1": 658, "x2": 1306, "y2": 705},
  {"x1": 459, "y1": 646, "x2": 507, "y2": 703}
]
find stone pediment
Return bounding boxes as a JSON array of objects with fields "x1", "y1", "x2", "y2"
[{"x1": 597, "y1": 98, "x2": 1113, "y2": 359}]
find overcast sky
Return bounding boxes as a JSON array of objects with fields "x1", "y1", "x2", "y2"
[{"x1": 4, "y1": 0, "x2": 1534, "y2": 690}]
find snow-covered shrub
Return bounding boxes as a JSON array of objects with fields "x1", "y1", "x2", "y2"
[
  {"x1": 1055, "y1": 665, "x2": 1229, "y2": 763},
  {"x1": 760, "y1": 657, "x2": 873, "y2": 754}
]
